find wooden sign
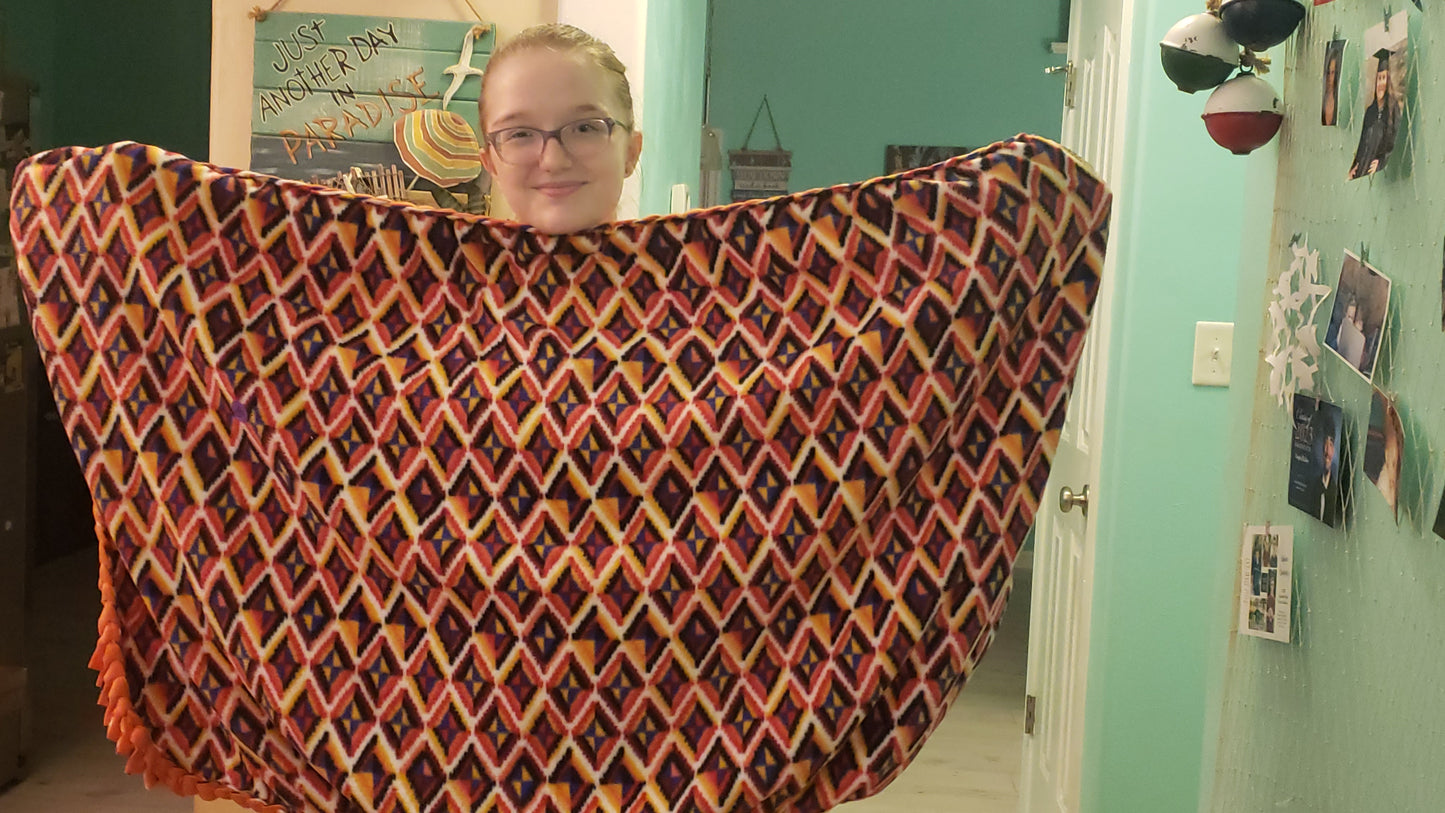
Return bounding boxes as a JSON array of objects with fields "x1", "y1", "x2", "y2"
[
  {"x1": 728, "y1": 96, "x2": 791, "y2": 203},
  {"x1": 250, "y1": 12, "x2": 492, "y2": 192}
]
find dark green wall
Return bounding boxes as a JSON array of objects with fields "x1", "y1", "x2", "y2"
[
  {"x1": 2, "y1": 0, "x2": 209, "y2": 157},
  {"x1": 708, "y1": 0, "x2": 1069, "y2": 194}
]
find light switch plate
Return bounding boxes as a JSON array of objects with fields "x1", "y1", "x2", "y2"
[
  {"x1": 669, "y1": 183, "x2": 691, "y2": 214},
  {"x1": 1192, "y1": 321, "x2": 1233, "y2": 387}
]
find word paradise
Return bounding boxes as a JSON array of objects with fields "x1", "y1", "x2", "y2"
[{"x1": 278, "y1": 68, "x2": 440, "y2": 164}]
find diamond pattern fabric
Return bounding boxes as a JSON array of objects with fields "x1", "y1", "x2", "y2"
[{"x1": 10, "y1": 134, "x2": 1109, "y2": 813}]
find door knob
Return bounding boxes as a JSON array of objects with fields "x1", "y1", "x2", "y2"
[
  {"x1": 1045, "y1": 61, "x2": 1077, "y2": 108},
  {"x1": 1059, "y1": 485, "x2": 1090, "y2": 517}
]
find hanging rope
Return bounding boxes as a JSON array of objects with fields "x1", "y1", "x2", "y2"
[
  {"x1": 463, "y1": 0, "x2": 486, "y2": 23},
  {"x1": 248, "y1": 0, "x2": 287, "y2": 22},
  {"x1": 1241, "y1": 48, "x2": 1272, "y2": 75}
]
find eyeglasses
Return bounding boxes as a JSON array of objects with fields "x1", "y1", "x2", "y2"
[{"x1": 484, "y1": 117, "x2": 627, "y2": 165}]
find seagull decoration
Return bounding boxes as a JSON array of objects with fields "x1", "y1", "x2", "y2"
[{"x1": 442, "y1": 24, "x2": 490, "y2": 111}]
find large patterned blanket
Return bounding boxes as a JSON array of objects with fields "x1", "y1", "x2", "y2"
[{"x1": 10, "y1": 134, "x2": 1109, "y2": 813}]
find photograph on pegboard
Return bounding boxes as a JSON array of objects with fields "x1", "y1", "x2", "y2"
[
  {"x1": 1348, "y1": 11, "x2": 1408, "y2": 180},
  {"x1": 1323, "y1": 250, "x2": 1391, "y2": 383},
  {"x1": 1364, "y1": 388, "x2": 1403, "y2": 523},
  {"x1": 1287, "y1": 395, "x2": 1349, "y2": 528},
  {"x1": 1239, "y1": 524, "x2": 1293, "y2": 643},
  {"x1": 1322, "y1": 39, "x2": 1344, "y2": 127}
]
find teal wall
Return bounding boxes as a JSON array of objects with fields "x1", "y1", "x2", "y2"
[
  {"x1": 1198, "y1": 95, "x2": 1278, "y2": 813},
  {"x1": 1, "y1": 0, "x2": 209, "y2": 157},
  {"x1": 639, "y1": 0, "x2": 707, "y2": 215},
  {"x1": 708, "y1": 0, "x2": 1067, "y2": 195},
  {"x1": 1079, "y1": 0, "x2": 1265, "y2": 810},
  {"x1": 1210, "y1": 6, "x2": 1445, "y2": 811}
]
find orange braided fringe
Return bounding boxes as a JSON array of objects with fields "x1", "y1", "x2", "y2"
[{"x1": 91, "y1": 532, "x2": 286, "y2": 812}]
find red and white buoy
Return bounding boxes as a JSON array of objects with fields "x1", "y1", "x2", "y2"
[{"x1": 1202, "y1": 73, "x2": 1283, "y2": 155}]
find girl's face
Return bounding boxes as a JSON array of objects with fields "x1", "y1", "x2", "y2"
[
  {"x1": 1375, "y1": 67, "x2": 1390, "y2": 102},
  {"x1": 480, "y1": 48, "x2": 643, "y2": 234}
]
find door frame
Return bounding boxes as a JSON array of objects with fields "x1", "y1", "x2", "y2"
[{"x1": 1018, "y1": 0, "x2": 1134, "y2": 808}]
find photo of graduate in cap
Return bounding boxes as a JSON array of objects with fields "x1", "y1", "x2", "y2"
[{"x1": 1349, "y1": 14, "x2": 1408, "y2": 180}]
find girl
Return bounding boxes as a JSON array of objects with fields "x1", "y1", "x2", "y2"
[
  {"x1": 477, "y1": 24, "x2": 645, "y2": 234},
  {"x1": 1348, "y1": 50, "x2": 1398, "y2": 180}
]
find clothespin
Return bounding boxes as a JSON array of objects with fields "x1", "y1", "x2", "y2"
[
  {"x1": 1359, "y1": 243, "x2": 1370, "y2": 263},
  {"x1": 1384, "y1": 8, "x2": 1392, "y2": 29}
]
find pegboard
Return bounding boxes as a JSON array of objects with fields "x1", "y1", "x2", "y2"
[{"x1": 1210, "y1": 5, "x2": 1445, "y2": 812}]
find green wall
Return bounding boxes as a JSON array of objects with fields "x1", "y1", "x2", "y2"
[
  {"x1": 639, "y1": 0, "x2": 707, "y2": 216},
  {"x1": 1210, "y1": 6, "x2": 1445, "y2": 811},
  {"x1": 0, "y1": 0, "x2": 209, "y2": 157},
  {"x1": 0, "y1": 3, "x2": 58, "y2": 149},
  {"x1": 707, "y1": 0, "x2": 1067, "y2": 195},
  {"x1": 1079, "y1": 0, "x2": 1264, "y2": 810},
  {"x1": 1198, "y1": 81, "x2": 1279, "y2": 813}
]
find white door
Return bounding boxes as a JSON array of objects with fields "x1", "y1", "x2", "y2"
[{"x1": 1019, "y1": 0, "x2": 1131, "y2": 810}]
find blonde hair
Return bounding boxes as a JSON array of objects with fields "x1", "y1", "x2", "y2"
[{"x1": 478, "y1": 23, "x2": 636, "y2": 131}]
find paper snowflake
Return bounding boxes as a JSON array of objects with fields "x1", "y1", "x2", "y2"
[{"x1": 1264, "y1": 238, "x2": 1331, "y2": 406}]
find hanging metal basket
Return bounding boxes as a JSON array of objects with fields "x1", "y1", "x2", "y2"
[{"x1": 729, "y1": 95, "x2": 792, "y2": 202}]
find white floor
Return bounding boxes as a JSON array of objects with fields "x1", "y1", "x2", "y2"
[
  {"x1": 842, "y1": 555, "x2": 1031, "y2": 813},
  {"x1": 0, "y1": 549, "x2": 1031, "y2": 813}
]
